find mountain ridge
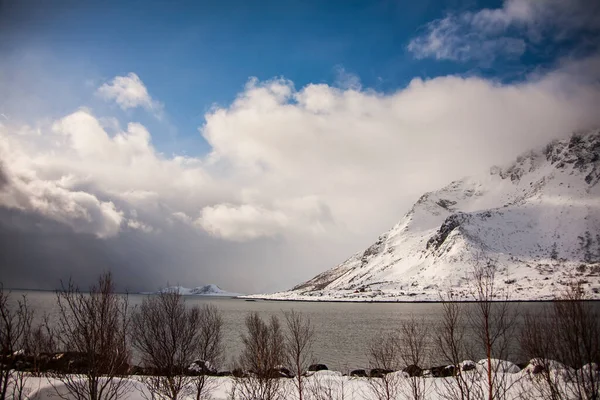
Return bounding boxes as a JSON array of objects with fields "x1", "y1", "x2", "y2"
[
  {"x1": 247, "y1": 129, "x2": 600, "y2": 301},
  {"x1": 145, "y1": 284, "x2": 241, "y2": 297}
]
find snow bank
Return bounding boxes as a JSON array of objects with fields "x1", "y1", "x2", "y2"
[
  {"x1": 20, "y1": 356, "x2": 599, "y2": 400},
  {"x1": 477, "y1": 358, "x2": 521, "y2": 374}
]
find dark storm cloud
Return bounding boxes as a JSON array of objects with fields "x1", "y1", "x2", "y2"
[
  {"x1": 0, "y1": 207, "x2": 160, "y2": 292},
  {"x1": 0, "y1": 162, "x2": 7, "y2": 189},
  {"x1": 2, "y1": 47, "x2": 600, "y2": 294},
  {"x1": 0, "y1": 204, "x2": 303, "y2": 294}
]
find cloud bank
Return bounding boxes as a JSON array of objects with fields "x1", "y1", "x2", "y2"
[
  {"x1": 2, "y1": 55, "x2": 600, "y2": 292},
  {"x1": 408, "y1": 0, "x2": 600, "y2": 63}
]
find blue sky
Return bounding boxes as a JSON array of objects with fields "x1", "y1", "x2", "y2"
[
  {"x1": 1, "y1": 0, "x2": 599, "y2": 291},
  {"x1": 3, "y1": 0, "x2": 583, "y2": 155}
]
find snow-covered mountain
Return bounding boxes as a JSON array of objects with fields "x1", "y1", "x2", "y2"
[
  {"x1": 153, "y1": 284, "x2": 240, "y2": 297},
  {"x1": 250, "y1": 130, "x2": 600, "y2": 301}
]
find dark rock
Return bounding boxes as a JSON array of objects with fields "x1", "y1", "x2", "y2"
[
  {"x1": 47, "y1": 352, "x2": 90, "y2": 373},
  {"x1": 462, "y1": 362, "x2": 476, "y2": 372},
  {"x1": 403, "y1": 364, "x2": 423, "y2": 377},
  {"x1": 350, "y1": 369, "x2": 368, "y2": 377},
  {"x1": 361, "y1": 235, "x2": 388, "y2": 265},
  {"x1": 430, "y1": 365, "x2": 456, "y2": 378},
  {"x1": 369, "y1": 368, "x2": 393, "y2": 378},
  {"x1": 266, "y1": 367, "x2": 294, "y2": 378},
  {"x1": 445, "y1": 365, "x2": 457, "y2": 376},
  {"x1": 278, "y1": 367, "x2": 294, "y2": 378},
  {"x1": 308, "y1": 364, "x2": 328, "y2": 372},
  {"x1": 188, "y1": 359, "x2": 217, "y2": 376},
  {"x1": 436, "y1": 199, "x2": 457, "y2": 211},
  {"x1": 532, "y1": 365, "x2": 546, "y2": 374},
  {"x1": 516, "y1": 362, "x2": 529, "y2": 371},
  {"x1": 129, "y1": 366, "x2": 149, "y2": 375},
  {"x1": 426, "y1": 213, "x2": 469, "y2": 251},
  {"x1": 232, "y1": 368, "x2": 247, "y2": 378},
  {"x1": 217, "y1": 370, "x2": 232, "y2": 377}
]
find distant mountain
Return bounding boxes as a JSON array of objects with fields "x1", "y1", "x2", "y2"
[
  {"x1": 248, "y1": 130, "x2": 600, "y2": 301},
  {"x1": 152, "y1": 284, "x2": 240, "y2": 297}
]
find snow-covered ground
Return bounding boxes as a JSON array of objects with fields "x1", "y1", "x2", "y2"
[
  {"x1": 246, "y1": 130, "x2": 600, "y2": 302},
  {"x1": 21, "y1": 360, "x2": 598, "y2": 399},
  {"x1": 146, "y1": 284, "x2": 241, "y2": 297}
]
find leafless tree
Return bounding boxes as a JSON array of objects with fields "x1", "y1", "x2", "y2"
[
  {"x1": 366, "y1": 316, "x2": 431, "y2": 400},
  {"x1": 13, "y1": 313, "x2": 57, "y2": 400},
  {"x1": 435, "y1": 292, "x2": 480, "y2": 400},
  {"x1": 366, "y1": 332, "x2": 403, "y2": 400},
  {"x1": 307, "y1": 370, "x2": 346, "y2": 400},
  {"x1": 553, "y1": 282, "x2": 600, "y2": 400},
  {"x1": 467, "y1": 261, "x2": 520, "y2": 400},
  {"x1": 51, "y1": 272, "x2": 132, "y2": 400},
  {"x1": 398, "y1": 315, "x2": 431, "y2": 400},
  {"x1": 230, "y1": 312, "x2": 286, "y2": 400},
  {"x1": 284, "y1": 310, "x2": 315, "y2": 400},
  {"x1": 0, "y1": 284, "x2": 34, "y2": 400},
  {"x1": 131, "y1": 289, "x2": 204, "y2": 400},
  {"x1": 520, "y1": 305, "x2": 567, "y2": 400},
  {"x1": 192, "y1": 304, "x2": 224, "y2": 400},
  {"x1": 29, "y1": 313, "x2": 57, "y2": 375},
  {"x1": 520, "y1": 281, "x2": 599, "y2": 400}
]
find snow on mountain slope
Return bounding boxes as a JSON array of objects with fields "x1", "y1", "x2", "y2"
[
  {"x1": 153, "y1": 284, "x2": 240, "y2": 297},
  {"x1": 249, "y1": 130, "x2": 600, "y2": 301}
]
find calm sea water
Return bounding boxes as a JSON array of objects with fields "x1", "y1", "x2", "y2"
[{"x1": 9, "y1": 290, "x2": 594, "y2": 371}]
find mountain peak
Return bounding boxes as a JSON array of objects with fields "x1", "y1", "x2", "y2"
[
  {"x1": 253, "y1": 130, "x2": 600, "y2": 302},
  {"x1": 154, "y1": 284, "x2": 240, "y2": 296}
]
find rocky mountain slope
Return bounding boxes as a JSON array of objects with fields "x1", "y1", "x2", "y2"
[{"x1": 251, "y1": 130, "x2": 600, "y2": 301}]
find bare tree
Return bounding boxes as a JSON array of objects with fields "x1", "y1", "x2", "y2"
[
  {"x1": 366, "y1": 316, "x2": 431, "y2": 400},
  {"x1": 367, "y1": 332, "x2": 403, "y2": 400},
  {"x1": 131, "y1": 289, "x2": 203, "y2": 400},
  {"x1": 284, "y1": 310, "x2": 315, "y2": 400},
  {"x1": 467, "y1": 261, "x2": 519, "y2": 400},
  {"x1": 398, "y1": 315, "x2": 431, "y2": 400},
  {"x1": 435, "y1": 292, "x2": 480, "y2": 400},
  {"x1": 307, "y1": 370, "x2": 346, "y2": 400},
  {"x1": 553, "y1": 282, "x2": 600, "y2": 400},
  {"x1": 0, "y1": 285, "x2": 34, "y2": 400},
  {"x1": 520, "y1": 306, "x2": 567, "y2": 400},
  {"x1": 52, "y1": 272, "x2": 132, "y2": 400},
  {"x1": 12, "y1": 313, "x2": 57, "y2": 400},
  {"x1": 231, "y1": 312, "x2": 286, "y2": 400},
  {"x1": 29, "y1": 313, "x2": 57, "y2": 375},
  {"x1": 192, "y1": 304, "x2": 224, "y2": 400},
  {"x1": 521, "y1": 281, "x2": 600, "y2": 400}
]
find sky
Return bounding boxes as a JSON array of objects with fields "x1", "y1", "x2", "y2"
[{"x1": 1, "y1": 0, "x2": 599, "y2": 293}]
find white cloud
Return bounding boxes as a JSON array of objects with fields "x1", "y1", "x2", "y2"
[
  {"x1": 408, "y1": 0, "x2": 600, "y2": 62},
  {"x1": 0, "y1": 135, "x2": 124, "y2": 238},
  {"x1": 96, "y1": 73, "x2": 163, "y2": 117},
  {"x1": 334, "y1": 66, "x2": 362, "y2": 91},
  {"x1": 198, "y1": 59, "x2": 600, "y2": 241},
  {"x1": 2, "y1": 57, "x2": 600, "y2": 290},
  {"x1": 197, "y1": 204, "x2": 289, "y2": 241},
  {"x1": 5, "y1": 57, "x2": 600, "y2": 243},
  {"x1": 408, "y1": 14, "x2": 526, "y2": 62},
  {"x1": 127, "y1": 218, "x2": 156, "y2": 233},
  {"x1": 0, "y1": 108, "x2": 213, "y2": 238},
  {"x1": 197, "y1": 196, "x2": 333, "y2": 241}
]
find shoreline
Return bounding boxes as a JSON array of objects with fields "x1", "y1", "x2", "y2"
[
  {"x1": 6, "y1": 288, "x2": 600, "y2": 303},
  {"x1": 236, "y1": 296, "x2": 600, "y2": 304}
]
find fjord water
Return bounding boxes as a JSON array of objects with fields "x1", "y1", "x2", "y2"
[{"x1": 13, "y1": 290, "x2": 585, "y2": 370}]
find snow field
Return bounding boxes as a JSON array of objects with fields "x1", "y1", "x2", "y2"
[{"x1": 21, "y1": 359, "x2": 599, "y2": 399}]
